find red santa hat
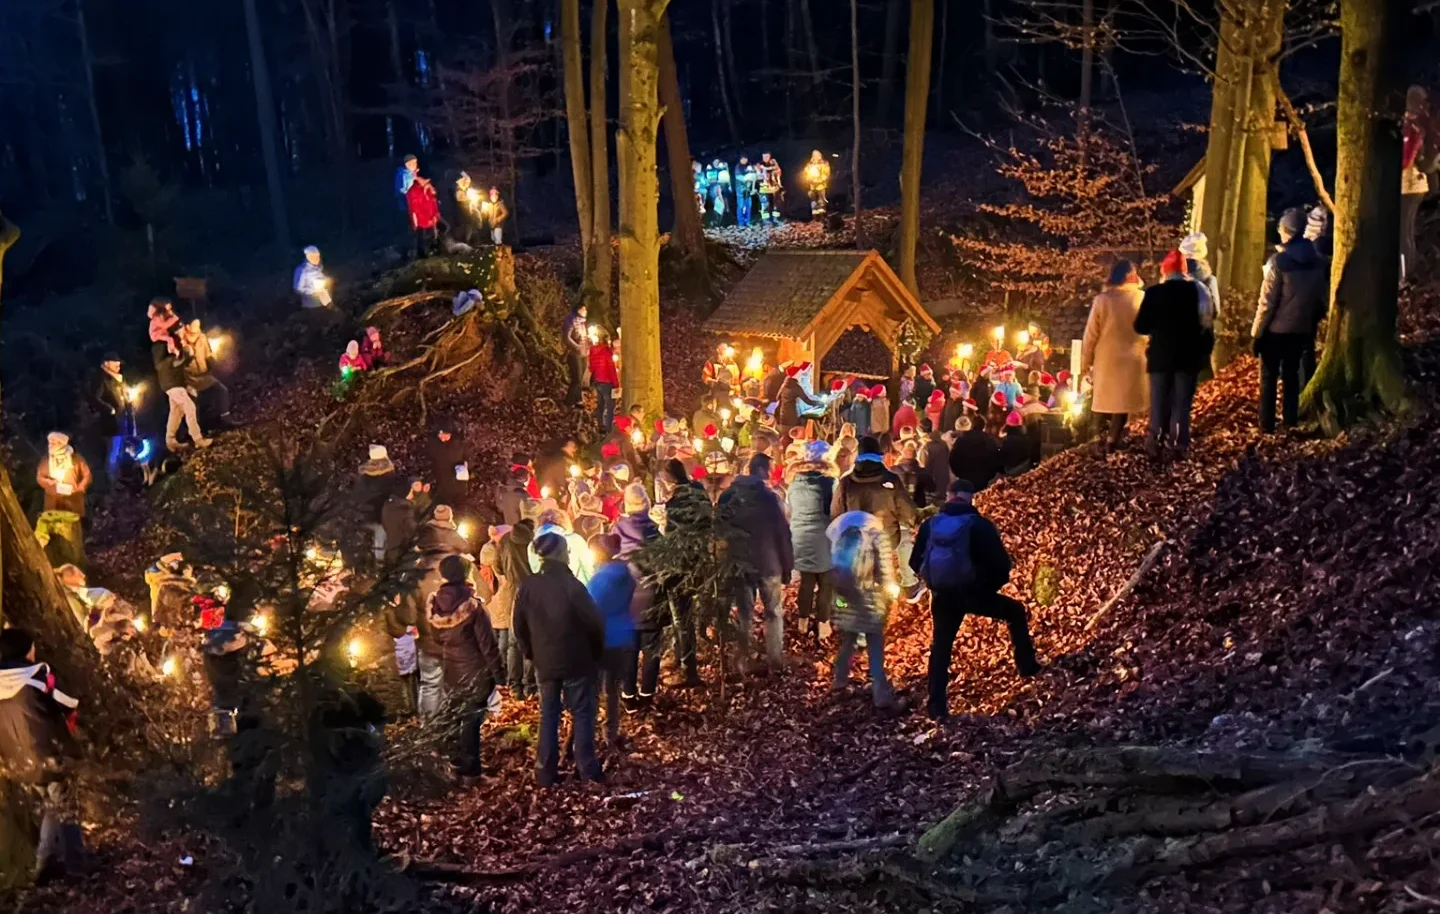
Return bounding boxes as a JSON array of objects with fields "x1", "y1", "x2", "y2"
[
  {"x1": 854, "y1": 386, "x2": 871, "y2": 401},
  {"x1": 1006, "y1": 411, "x2": 1023, "y2": 427},
  {"x1": 868, "y1": 384, "x2": 886, "y2": 399},
  {"x1": 795, "y1": 361, "x2": 811, "y2": 372},
  {"x1": 785, "y1": 365, "x2": 803, "y2": 378},
  {"x1": 919, "y1": 363, "x2": 933, "y2": 376},
  {"x1": 991, "y1": 392, "x2": 1007, "y2": 408},
  {"x1": 948, "y1": 383, "x2": 964, "y2": 398},
  {"x1": 692, "y1": 466, "x2": 709, "y2": 480},
  {"x1": 928, "y1": 389, "x2": 946, "y2": 405},
  {"x1": 1039, "y1": 372, "x2": 1056, "y2": 387},
  {"x1": 830, "y1": 378, "x2": 847, "y2": 393},
  {"x1": 979, "y1": 364, "x2": 994, "y2": 379},
  {"x1": 1016, "y1": 394, "x2": 1029, "y2": 406},
  {"x1": 703, "y1": 423, "x2": 718, "y2": 438},
  {"x1": 1057, "y1": 370, "x2": 1073, "y2": 385},
  {"x1": 963, "y1": 398, "x2": 978, "y2": 412},
  {"x1": 600, "y1": 441, "x2": 621, "y2": 460},
  {"x1": 654, "y1": 419, "x2": 666, "y2": 434},
  {"x1": 614, "y1": 415, "x2": 633, "y2": 433}
]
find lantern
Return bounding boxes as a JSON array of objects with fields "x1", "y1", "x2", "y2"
[
  {"x1": 124, "y1": 383, "x2": 144, "y2": 405},
  {"x1": 346, "y1": 637, "x2": 364, "y2": 667},
  {"x1": 1016, "y1": 329, "x2": 1032, "y2": 347}
]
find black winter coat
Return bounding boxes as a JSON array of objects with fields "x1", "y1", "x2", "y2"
[
  {"x1": 718, "y1": 474, "x2": 794, "y2": 581},
  {"x1": 354, "y1": 471, "x2": 397, "y2": 524},
  {"x1": 1254, "y1": 238, "x2": 1329, "y2": 337},
  {"x1": 913, "y1": 377, "x2": 936, "y2": 409},
  {"x1": 910, "y1": 502, "x2": 1012, "y2": 594},
  {"x1": 93, "y1": 369, "x2": 127, "y2": 437},
  {"x1": 1133, "y1": 278, "x2": 1212, "y2": 375},
  {"x1": 831, "y1": 458, "x2": 917, "y2": 546},
  {"x1": 999, "y1": 428, "x2": 1033, "y2": 474},
  {"x1": 0, "y1": 662, "x2": 78, "y2": 783},
  {"x1": 777, "y1": 377, "x2": 821, "y2": 428},
  {"x1": 426, "y1": 583, "x2": 502, "y2": 692},
  {"x1": 920, "y1": 439, "x2": 951, "y2": 502},
  {"x1": 152, "y1": 341, "x2": 189, "y2": 392},
  {"x1": 949, "y1": 430, "x2": 1002, "y2": 490},
  {"x1": 513, "y1": 561, "x2": 605, "y2": 681},
  {"x1": 427, "y1": 431, "x2": 468, "y2": 507}
]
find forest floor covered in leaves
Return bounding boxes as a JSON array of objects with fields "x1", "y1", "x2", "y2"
[{"x1": 13, "y1": 242, "x2": 1440, "y2": 912}]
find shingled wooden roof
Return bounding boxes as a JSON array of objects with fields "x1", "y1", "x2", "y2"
[{"x1": 705, "y1": 250, "x2": 939, "y2": 340}]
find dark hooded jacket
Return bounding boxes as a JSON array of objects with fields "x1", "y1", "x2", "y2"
[
  {"x1": 831, "y1": 456, "x2": 916, "y2": 546},
  {"x1": 513, "y1": 560, "x2": 605, "y2": 681},
  {"x1": 920, "y1": 438, "x2": 951, "y2": 503},
  {"x1": 93, "y1": 368, "x2": 128, "y2": 437},
  {"x1": 776, "y1": 377, "x2": 820, "y2": 427},
  {"x1": 425, "y1": 581, "x2": 502, "y2": 692},
  {"x1": 427, "y1": 425, "x2": 468, "y2": 507},
  {"x1": 1133, "y1": 278, "x2": 1211, "y2": 375},
  {"x1": 718, "y1": 472, "x2": 794, "y2": 581},
  {"x1": 909, "y1": 501, "x2": 1012, "y2": 595},
  {"x1": 949, "y1": 429, "x2": 1002, "y2": 491},
  {"x1": 152, "y1": 341, "x2": 189, "y2": 392},
  {"x1": 0, "y1": 661, "x2": 78, "y2": 783},
  {"x1": 1253, "y1": 237, "x2": 1330, "y2": 338}
]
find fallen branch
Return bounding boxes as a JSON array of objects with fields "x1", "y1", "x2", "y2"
[
  {"x1": 360, "y1": 289, "x2": 451, "y2": 322},
  {"x1": 1085, "y1": 540, "x2": 1168, "y2": 631},
  {"x1": 1274, "y1": 80, "x2": 1336, "y2": 214},
  {"x1": 403, "y1": 830, "x2": 676, "y2": 886}
]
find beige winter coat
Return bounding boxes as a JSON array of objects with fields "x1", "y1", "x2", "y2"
[{"x1": 1081, "y1": 283, "x2": 1149, "y2": 416}]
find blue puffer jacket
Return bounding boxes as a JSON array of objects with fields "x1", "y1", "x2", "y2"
[
  {"x1": 786, "y1": 470, "x2": 835, "y2": 573},
  {"x1": 586, "y1": 560, "x2": 637, "y2": 650}
]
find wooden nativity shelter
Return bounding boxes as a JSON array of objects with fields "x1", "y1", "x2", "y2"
[{"x1": 704, "y1": 250, "x2": 940, "y2": 384}]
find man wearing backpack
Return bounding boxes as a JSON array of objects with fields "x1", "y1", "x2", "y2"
[{"x1": 911, "y1": 480, "x2": 1041, "y2": 723}]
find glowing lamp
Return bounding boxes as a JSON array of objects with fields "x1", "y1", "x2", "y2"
[
  {"x1": 480, "y1": 200, "x2": 494, "y2": 216},
  {"x1": 722, "y1": 344, "x2": 736, "y2": 360},
  {"x1": 569, "y1": 463, "x2": 581, "y2": 478},
  {"x1": 691, "y1": 437, "x2": 704, "y2": 452},
  {"x1": 161, "y1": 656, "x2": 179, "y2": 678},
  {"x1": 630, "y1": 429, "x2": 644, "y2": 445},
  {"x1": 957, "y1": 343, "x2": 974, "y2": 359},
  {"x1": 1068, "y1": 399, "x2": 1086, "y2": 418},
  {"x1": 1016, "y1": 330, "x2": 1032, "y2": 347},
  {"x1": 720, "y1": 408, "x2": 732, "y2": 422},
  {"x1": 250, "y1": 613, "x2": 269, "y2": 636},
  {"x1": 124, "y1": 383, "x2": 144, "y2": 404},
  {"x1": 992, "y1": 325, "x2": 1006, "y2": 345},
  {"x1": 540, "y1": 485, "x2": 553, "y2": 499},
  {"x1": 214, "y1": 583, "x2": 231, "y2": 603},
  {"x1": 132, "y1": 615, "x2": 148, "y2": 633},
  {"x1": 746, "y1": 347, "x2": 764, "y2": 375},
  {"x1": 208, "y1": 333, "x2": 225, "y2": 353},
  {"x1": 805, "y1": 163, "x2": 821, "y2": 182},
  {"x1": 458, "y1": 521, "x2": 474, "y2": 541},
  {"x1": 346, "y1": 637, "x2": 364, "y2": 667}
]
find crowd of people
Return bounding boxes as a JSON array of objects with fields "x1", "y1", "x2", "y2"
[
  {"x1": 693, "y1": 149, "x2": 834, "y2": 226},
  {"x1": 394, "y1": 154, "x2": 509, "y2": 259}
]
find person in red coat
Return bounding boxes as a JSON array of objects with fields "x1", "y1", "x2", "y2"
[
  {"x1": 406, "y1": 175, "x2": 441, "y2": 260},
  {"x1": 589, "y1": 327, "x2": 620, "y2": 432}
]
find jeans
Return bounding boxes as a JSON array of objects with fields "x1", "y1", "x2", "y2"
[
  {"x1": 414, "y1": 226, "x2": 438, "y2": 259},
  {"x1": 734, "y1": 574, "x2": 786, "y2": 665},
  {"x1": 106, "y1": 434, "x2": 126, "y2": 484},
  {"x1": 595, "y1": 382, "x2": 615, "y2": 432},
  {"x1": 796, "y1": 571, "x2": 832, "y2": 622},
  {"x1": 1258, "y1": 334, "x2": 1309, "y2": 432},
  {"x1": 370, "y1": 523, "x2": 387, "y2": 564},
  {"x1": 759, "y1": 192, "x2": 778, "y2": 223},
  {"x1": 35, "y1": 781, "x2": 84, "y2": 876},
  {"x1": 736, "y1": 192, "x2": 752, "y2": 226},
  {"x1": 496, "y1": 628, "x2": 530, "y2": 693},
  {"x1": 600, "y1": 647, "x2": 632, "y2": 742},
  {"x1": 537, "y1": 676, "x2": 603, "y2": 786},
  {"x1": 456, "y1": 694, "x2": 486, "y2": 775},
  {"x1": 1146, "y1": 372, "x2": 1198, "y2": 452},
  {"x1": 928, "y1": 590, "x2": 1039, "y2": 719},
  {"x1": 625, "y1": 629, "x2": 666, "y2": 697},
  {"x1": 565, "y1": 351, "x2": 586, "y2": 405},
  {"x1": 164, "y1": 387, "x2": 205, "y2": 448},
  {"x1": 834, "y1": 630, "x2": 894, "y2": 706},
  {"x1": 190, "y1": 374, "x2": 231, "y2": 419},
  {"x1": 1402, "y1": 193, "x2": 1423, "y2": 281},
  {"x1": 898, "y1": 527, "x2": 917, "y2": 588},
  {"x1": 1096, "y1": 412, "x2": 1129, "y2": 447},
  {"x1": 417, "y1": 650, "x2": 445, "y2": 718}
]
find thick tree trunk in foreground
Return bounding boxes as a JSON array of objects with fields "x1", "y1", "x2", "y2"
[
  {"x1": 618, "y1": 0, "x2": 670, "y2": 417},
  {"x1": 1, "y1": 211, "x2": 16, "y2": 628},
  {"x1": 875, "y1": 0, "x2": 904, "y2": 127},
  {"x1": 1227, "y1": 0, "x2": 1285, "y2": 299},
  {"x1": 243, "y1": 0, "x2": 292, "y2": 251},
  {"x1": 590, "y1": 0, "x2": 613, "y2": 320},
  {"x1": 897, "y1": 0, "x2": 934, "y2": 296},
  {"x1": 561, "y1": 0, "x2": 595, "y2": 267},
  {"x1": 1302, "y1": 0, "x2": 1407, "y2": 426},
  {"x1": 1199, "y1": 12, "x2": 1241, "y2": 277},
  {"x1": 659, "y1": 15, "x2": 707, "y2": 282}
]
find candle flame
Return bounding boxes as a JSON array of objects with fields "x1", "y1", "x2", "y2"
[
  {"x1": 630, "y1": 429, "x2": 644, "y2": 445},
  {"x1": 956, "y1": 343, "x2": 974, "y2": 359},
  {"x1": 1016, "y1": 330, "x2": 1031, "y2": 346},
  {"x1": 992, "y1": 325, "x2": 1006, "y2": 344},
  {"x1": 161, "y1": 656, "x2": 179, "y2": 678},
  {"x1": 569, "y1": 464, "x2": 581, "y2": 478},
  {"x1": 250, "y1": 613, "x2": 269, "y2": 636},
  {"x1": 132, "y1": 615, "x2": 148, "y2": 633},
  {"x1": 346, "y1": 637, "x2": 364, "y2": 666}
]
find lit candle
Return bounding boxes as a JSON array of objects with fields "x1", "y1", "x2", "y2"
[
  {"x1": 1068, "y1": 399, "x2": 1085, "y2": 418},
  {"x1": 250, "y1": 613, "x2": 269, "y2": 636},
  {"x1": 208, "y1": 334, "x2": 224, "y2": 353},
  {"x1": 161, "y1": 656, "x2": 179, "y2": 678},
  {"x1": 458, "y1": 521, "x2": 474, "y2": 541},
  {"x1": 569, "y1": 464, "x2": 581, "y2": 478},
  {"x1": 630, "y1": 429, "x2": 644, "y2": 445},
  {"x1": 720, "y1": 408, "x2": 732, "y2": 422},
  {"x1": 346, "y1": 637, "x2": 364, "y2": 667},
  {"x1": 132, "y1": 615, "x2": 148, "y2": 633},
  {"x1": 1016, "y1": 329, "x2": 1031, "y2": 346},
  {"x1": 992, "y1": 325, "x2": 1006, "y2": 345},
  {"x1": 124, "y1": 383, "x2": 144, "y2": 404},
  {"x1": 540, "y1": 485, "x2": 552, "y2": 499},
  {"x1": 466, "y1": 187, "x2": 481, "y2": 205}
]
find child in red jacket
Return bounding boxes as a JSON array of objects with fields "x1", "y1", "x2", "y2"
[{"x1": 588, "y1": 328, "x2": 620, "y2": 432}]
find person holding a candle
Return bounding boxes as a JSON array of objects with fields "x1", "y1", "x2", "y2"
[
  {"x1": 453, "y1": 172, "x2": 483, "y2": 245},
  {"x1": 758, "y1": 152, "x2": 784, "y2": 224},
  {"x1": 803, "y1": 150, "x2": 831, "y2": 217},
  {"x1": 428, "y1": 421, "x2": 469, "y2": 511},
  {"x1": 36, "y1": 432, "x2": 92, "y2": 520},
  {"x1": 91, "y1": 353, "x2": 132, "y2": 485},
  {"x1": 483, "y1": 186, "x2": 509, "y2": 245}
]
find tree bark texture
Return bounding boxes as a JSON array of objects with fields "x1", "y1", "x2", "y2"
[
  {"x1": 659, "y1": 15, "x2": 707, "y2": 280},
  {"x1": 618, "y1": 0, "x2": 670, "y2": 417},
  {"x1": 589, "y1": 0, "x2": 613, "y2": 320},
  {"x1": 897, "y1": 0, "x2": 934, "y2": 296},
  {"x1": 1302, "y1": 0, "x2": 1408, "y2": 425},
  {"x1": 243, "y1": 0, "x2": 292, "y2": 251},
  {"x1": 1227, "y1": 0, "x2": 1284, "y2": 300},
  {"x1": 876, "y1": 0, "x2": 904, "y2": 127},
  {"x1": 1199, "y1": 11, "x2": 1242, "y2": 277},
  {"x1": 561, "y1": 0, "x2": 595, "y2": 261}
]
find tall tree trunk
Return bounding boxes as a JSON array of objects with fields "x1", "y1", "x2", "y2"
[
  {"x1": 932, "y1": 0, "x2": 947, "y2": 121},
  {"x1": 0, "y1": 211, "x2": 15, "y2": 629},
  {"x1": 659, "y1": 15, "x2": 707, "y2": 279},
  {"x1": 492, "y1": 0, "x2": 519, "y2": 243},
  {"x1": 876, "y1": 0, "x2": 904, "y2": 127},
  {"x1": 617, "y1": 0, "x2": 670, "y2": 417},
  {"x1": 561, "y1": 0, "x2": 595, "y2": 259},
  {"x1": 243, "y1": 0, "x2": 292, "y2": 251},
  {"x1": 1199, "y1": 11, "x2": 1241, "y2": 264},
  {"x1": 1229, "y1": 0, "x2": 1285, "y2": 299},
  {"x1": 1302, "y1": 0, "x2": 1407, "y2": 426},
  {"x1": 852, "y1": 0, "x2": 863, "y2": 248},
  {"x1": 712, "y1": 1, "x2": 741, "y2": 143},
  {"x1": 721, "y1": 0, "x2": 743, "y2": 123},
  {"x1": 76, "y1": 0, "x2": 113, "y2": 224},
  {"x1": 798, "y1": 0, "x2": 822, "y2": 123},
  {"x1": 897, "y1": 0, "x2": 934, "y2": 295},
  {"x1": 386, "y1": 0, "x2": 410, "y2": 152},
  {"x1": 589, "y1": 0, "x2": 613, "y2": 319}
]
